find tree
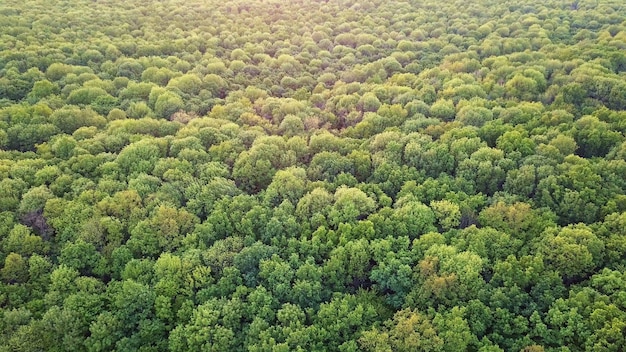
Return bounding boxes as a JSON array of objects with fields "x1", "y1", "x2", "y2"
[
  {"x1": 429, "y1": 99, "x2": 456, "y2": 121},
  {"x1": 541, "y1": 225, "x2": 605, "y2": 280},
  {"x1": 3, "y1": 224, "x2": 48, "y2": 257},
  {"x1": 496, "y1": 130, "x2": 535, "y2": 159},
  {"x1": 391, "y1": 200, "x2": 436, "y2": 238},
  {"x1": 505, "y1": 74, "x2": 539, "y2": 101},
  {"x1": 360, "y1": 309, "x2": 444, "y2": 352},
  {"x1": 478, "y1": 202, "x2": 556, "y2": 246},
  {"x1": 264, "y1": 167, "x2": 307, "y2": 207},
  {"x1": 155, "y1": 91, "x2": 185, "y2": 119},
  {"x1": 1, "y1": 253, "x2": 29, "y2": 284},
  {"x1": 457, "y1": 147, "x2": 513, "y2": 195},
  {"x1": 59, "y1": 239, "x2": 102, "y2": 276},
  {"x1": 296, "y1": 188, "x2": 334, "y2": 228},
  {"x1": 49, "y1": 106, "x2": 106, "y2": 134},
  {"x1": 167, "y1": 74, "x2": 203, "y2": 96},
  {"x1": 67, "y1": 87, "x2": 111, "y2": 105},
  {"x1": 329, "y1": 187, "x2": 377, "y2": 226},
  {"x1": 169, "y1": 299, "x2": 237, "y2": 351},
  {"x1": 279, "y1": 115, "x2": 305, "y2": 137},
  {"x1": 430, "y1": 200, "x2": 461, "y2": 231},
  {"x1": 359, "y1": 93, "x2": 382, "y2": 112},
  {"x1": 27, "y1": 79, "x2": 59, "y2": 102},
  {"x1": 313, "y1": 292, "x2": 383, "y2": 350},
  {"x1": 18, "y1": 185, "x2": 54, "y2": 216},
  {"x1": 408, "y1": 244, "x2": 485, "y2": 309},
  {"x1": 572, "y1": 115, "x2": 622, "y2": 158},
  {"x1": 128, "y1": 204, "x2": 198, "y2": 256},
  {"x1": 456, "y1": 105, "x2": 493, "y2": 127},
  {"x1": 115, "y1": 139, "x2": 163, "y2": 176}
]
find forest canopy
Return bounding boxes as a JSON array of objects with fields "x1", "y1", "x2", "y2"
[{"x1": 1, "y1": 0, "x2": 626, "y2": 351}]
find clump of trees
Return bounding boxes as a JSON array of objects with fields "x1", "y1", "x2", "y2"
[{"x1": 1, "y1": 0, "x2": 626, "y2": 350}]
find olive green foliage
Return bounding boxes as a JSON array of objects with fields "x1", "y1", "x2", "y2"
[{"x1": 1, "y1": 0, "x2": 626, "y2": 351}]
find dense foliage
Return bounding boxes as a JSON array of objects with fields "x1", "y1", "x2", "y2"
[{"x1": 1, "y1": 0, "x2": 626, "y2": 350}]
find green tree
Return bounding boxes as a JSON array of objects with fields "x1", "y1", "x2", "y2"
[
  {"x1": 329, "y1": 186, "x2": 377, "y2": 226},
  {"x1": 264, "y1": 167, "x2": 307, "y2": 207},
  {"x1": 360, "y1": 308, "x2": 444, "y2": 352},
  {"x1": 391, "y1": 200, "x2": 437, "y2": 238},
  {"x1": 1, "y1": 253, "x2": 29, "y2": 284},
  {"x1": 115, "y1": 139, "x2": 163, "y2": 176},
  {"x1": 429, "y1": 99, "x2": 456, "y2": 121},
  {"x1": 541, "y1": 225, "x2": 605, "y2": 280},
  {"x1": 49, "y1": 106, "x2": 106, "y2": 134},
  {"x1": 155, "y1": 91, "x2": 185, "y2": 119}
]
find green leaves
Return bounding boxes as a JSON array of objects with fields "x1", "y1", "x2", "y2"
[
  {"x1": 541, "y1": 225, "x2": 605, "y2": 280},
  {"x1": 360, "y1": 309, "x2": 444, "y2": 352},
  {"x1": 330, "y1": 187, "x2": 377, "y2": 226},
  {"x1": 1, "y1": 0, "x2": 626, "y2": 351},
  {"x1": 115, "y1": 139, "x2": 163, "y2": 176},
  {"x1": 155, "y1": 92, "x2": 185, "y2": 119},
  {"x1": 49, "y1": 106, "x2": 106, "y2": 134}
]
